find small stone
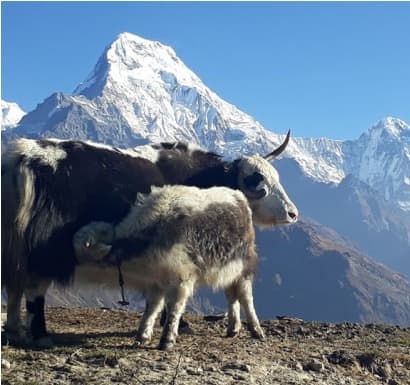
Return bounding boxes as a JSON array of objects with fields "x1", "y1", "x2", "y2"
[
  {"x1": 327, "y1": 350, "x2": 356, "y2": 367},
  {"x1": 304, "y1": 359, "x2": 325, "y2": 372},
  {"x1": 105, "y1": 356, "x2": 119, "y2": 368},
  {"x1": 155, "y1": 362, "x2": 169, "y2": 371},
  {"x1": 291, "y1": 362, "x2": 304, "y2": 371},
  {"x1": 186, "y1": 366, "x2": 203, "y2": 375},
  {"x1": 233, "y1": 373, "x2": 247, "y2": 381},
  {"x1": 222, "y1": 363, "x2": 251, "y2": 372},
  {"x1": 2, "y1": 359, "x2": 11, "y2": 370}
]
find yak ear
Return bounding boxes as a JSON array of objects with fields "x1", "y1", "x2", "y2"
[{"x1": 264, "y1": 130, "x2": 291, "y2": 161}]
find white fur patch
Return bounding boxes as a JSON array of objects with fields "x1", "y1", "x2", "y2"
[
  {"x1": 186, "y1": 142, "x2": 204, "y2": 155},
  {"x1": 82, "y1": 140, "x2": 160, "y2": 163},
  {"x1": 129, "y1": 145, "x2": 160, "y2": 163},
  {"x1": 15, "y1": 138, "x2": 67, "y2": 171},
  {"x1": 201, "y1": 259, "x2": 245, "y2": 290},
  {"x1": 16, "y1": 166, "x2": 36, "y2": 235}
]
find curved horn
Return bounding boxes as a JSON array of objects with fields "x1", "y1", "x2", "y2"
[{"x1": 264, "y1": 130, "x2": 291, "y2": 161}]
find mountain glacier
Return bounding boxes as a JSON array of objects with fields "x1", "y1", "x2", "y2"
[
  {"x1": 1, "y1": 100, "x2": 26, "y2": 130},
  {"x1": 6, "y1": 32, "x2": 410, "y2": 212}
]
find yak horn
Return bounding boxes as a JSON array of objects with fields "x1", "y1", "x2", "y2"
[{"x1": 264, "y1": 130, "x2": 291, "y2": 161}]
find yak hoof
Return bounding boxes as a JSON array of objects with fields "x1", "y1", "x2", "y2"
[
  {"x1": 250, "y1": 326, "x2": 265, "y2": 340},
  {"x1": 158, "y1": 338, "x2": 175, "y2": 351},
  {"x1": 226, "y1": 329, "x2": 240, "y2": 338},
  {"x1": 135, "y1": 334, "x2": 151, "y2": 347},
  {"x1": 178, "y1": 324, "x2": 194, "y2": 335}
]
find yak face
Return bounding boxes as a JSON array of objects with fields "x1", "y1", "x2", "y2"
[
  {"x1": 237, "y1": 155, "x2": 298, "y2": 226},
  {"x1": 236, "y1": 131, "x2": 298, "y2": 227}
]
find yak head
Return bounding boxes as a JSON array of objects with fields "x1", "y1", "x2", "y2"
[{"x1": 236, "y1": 131, "x2": 298, "y2": 227}]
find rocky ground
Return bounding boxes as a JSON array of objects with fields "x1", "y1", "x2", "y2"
[{"x1": 1, "y1": 307, "x2": 410, "y2": 385}]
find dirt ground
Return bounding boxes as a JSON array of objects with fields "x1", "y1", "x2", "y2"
[{"x1": 2, "y1": 307, "x2": 410, "y2": 385}]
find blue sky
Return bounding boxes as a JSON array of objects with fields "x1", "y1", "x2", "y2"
[{"x1": 2, "y1": 2, "x2": 410, "y2": 139}]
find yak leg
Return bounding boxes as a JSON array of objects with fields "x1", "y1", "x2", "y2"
[
  {"x1": 224, "y1": 285, "x2": 242, "y2": 337},
  {"x1": 236, "y1": 277, "x2": 264, "y2": 339},
  {"x1": 160, "y1": 308, "x2": 192, "y2": 333},
  {"x1": 25, "y1": 275, "x2": 53, "y2": 348},
  {"x1": 226, "y1": 277, "x2": 264, "y2": 339},
  {"x1": 159, "y1": 281, "x2": 193, "y2": 351},
  {"x1": 4, "y1": 287, "x2": 25, "y2": 342},
  {"x1": 136, "y1": 286, "x2": 165, "y2": 345}
]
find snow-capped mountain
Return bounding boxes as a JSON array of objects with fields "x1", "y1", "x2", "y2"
[
  {"x1": 291, "y1": 117, "x2": 410, "y2": 211},
  {"x1": 1, "y1": 100, "x2": 26, "y2": 130},
  {"x1": 11, "y1": 32, "x2": 276, "y2": 154},
  {"x1": 352, "y1": 118, "x2": 410, "y2": 211},
  {"x1": 6, "y1": 32, "x2": 410, "y2": 214}
]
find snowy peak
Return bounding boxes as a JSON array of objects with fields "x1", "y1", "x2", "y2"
[
  {"x1": 70, "y1": 32, "x2": 275, "y2": 154},
  {"x1": 367, "y1": 117, "x2": 410, "y2": 139},
  {"x1": 74, "y1": 32, "x2": 201, "y2": 99},
  {"x1": 354, "y1": 117, "x2": 410, "y2": 209},
  {"x1": 1, "y1": 100, "x2": 26, "y2": 130}
]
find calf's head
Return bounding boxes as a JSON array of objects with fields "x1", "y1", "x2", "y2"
[
  {"x1": 236, "y1": 131, "x2": 298, "y2": 226},
  {"x1": 73, "y1": 222, "x2": 115, "y2": 263}
]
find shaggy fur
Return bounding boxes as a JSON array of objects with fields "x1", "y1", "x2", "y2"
[{"x1": 73, "y1": 186, "x2": 262, "y2": 349}]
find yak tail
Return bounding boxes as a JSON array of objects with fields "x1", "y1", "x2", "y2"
[{"x1": 1, "y1": 152, "x2": 31, "y2": 294}]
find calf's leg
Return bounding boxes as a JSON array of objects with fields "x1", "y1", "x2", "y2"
[
  {"x1": 160, "y1": 308, "x2": 191, "y2": 333},
  {"x1": 136, "y1": 286, "x2": 165, "y2": 345},
  {"x1": 229, "y1": 277, "x2": 264, "y2": 339},
  {"x1": 159, "y1": 280, "x2": 194, "y2": 351},
  {"x1": 224, "y1": 285, "x2": 242, "y2": 337}
]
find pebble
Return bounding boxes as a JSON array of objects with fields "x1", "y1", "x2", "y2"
[
  {"x1": 205, "y1": 365, "x2": 218, "y2": 372},
  {"x1": 232, "y1": 373, "x2": 248, "y2": 381},
  {"x1": 2, "y1": 359, "x2": 11, "y2": 370},
  {"x1": 327, "y1": 350, "x2": 356, "y2": 367},
  {"x1": 291, "y1": 361, "x2": 304, "y2": 371},
  {"x1": 222, "y1": 363, "x2": 251, "y2": 372},
  {"x1": 305, "y1": 359, "x2": 325, "y2": 372},
  {"x1": 154, "y1": 362, "x2": 169, "y2": 371},
  {"x1": 186, "y1": 366, "x2": 203, "y2": 375}
]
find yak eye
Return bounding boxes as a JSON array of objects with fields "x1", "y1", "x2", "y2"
[{"x1": 243, "y1": 172, "x2": 264, "y2": 189}]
